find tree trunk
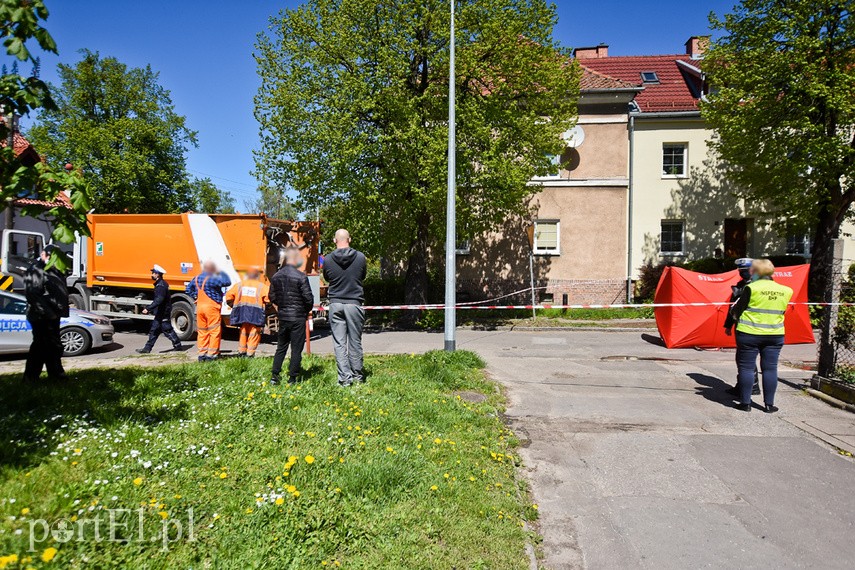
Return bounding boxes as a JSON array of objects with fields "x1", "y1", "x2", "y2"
[
  {"x1": 809, "y1": 204, "x2": 842, "y2": 302},
  {"x1": 404, "y1": 212, "x2": 431, "y2": 306}
]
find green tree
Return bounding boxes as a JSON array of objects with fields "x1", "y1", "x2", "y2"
[
  {"x1": 255, "y1": 0, "x2": 579, "y2": 302},
  {"x1": 702, "y1": 0, "x2": 855, "y2": 296},
  {"x1": 1, "y1": 0, "x2": 89, "y2": 270},
  {"x1": 243, "y1": 182, "x2": 298, "y2": 219},
  {"x1": 190, "y1": 177, "x2": 235, "y2": 214},
  {"x1": 28, "y1": 50, "x2": 197, "y2": 214}
]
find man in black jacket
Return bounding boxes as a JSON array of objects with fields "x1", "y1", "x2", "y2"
[
  {"x1": 322, "y1": 229, "x2": 367, "y2": 387},
  {"x1": 137, "y1": 264, "x2": 183, "y2": 354},
  {"x1": 269, "y1": 248, "x2": 314, "y2": 384},
  {"x1": 24, "y1": 245, "x2": 69, "y2": 381}
]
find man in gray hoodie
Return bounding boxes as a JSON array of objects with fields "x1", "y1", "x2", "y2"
[{"x1": 323, "y1": 229, "x2": 367, "y2": 386}]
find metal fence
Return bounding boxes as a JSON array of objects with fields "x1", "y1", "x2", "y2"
[{"x1": 817, "y1": 239, "x2": 855, "y2": 381}]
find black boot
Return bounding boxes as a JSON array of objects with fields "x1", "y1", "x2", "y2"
[
  {"x1": 764, "y1": 403, "x2": 779, "y2": 413},
  {"x1": 735, "y1": 402, "x2": 751, "y2": 412},
  {"x1": 136, "y1": 347, "x2": 152, "y2": 354}
]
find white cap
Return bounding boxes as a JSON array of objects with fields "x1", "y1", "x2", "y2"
[{"x1": 152, "y1": 264, "x2": 167, "y2": 275}]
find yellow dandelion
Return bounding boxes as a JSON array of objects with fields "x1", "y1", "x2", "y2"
[
  {"x1": 304, "y1": 455, "x2": 315, "y2": 464},
  {"x1": 219, "y1": 472, "x2": 228, "y2": 479},
  {"x1": 292, "y1": 490, "x2": 300, "y2": 498},
  {"x1": 274, "y1": 497, "x2": 284, "y2": 506},
  {"x1": 430, "y1": 485, "x2": 438, "y2": 491},
  {"x1": 434, "y1": 438, "x2": 442, "y2": 445},
  {"x1": 20, "y1": 508, "x2": 30, "y2": 515},
  {"x1": 133, "y1": 477, "x2": 143, "y2": 486},
  {"x1": 40, "y1": 547, "x2": 58, "y2": 562},
  {"x1": 386, "y1": 446, "x2": 394, "y2": 452},
  {"x1": 158, "y1": 511, "x2": 168, "y2": 520}
]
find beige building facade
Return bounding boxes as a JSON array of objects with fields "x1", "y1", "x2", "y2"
[
  {"x1": 457, "y1": 74, "x2": 640, "y2": 304},
  {"x1": 460, "y1": 37, "x2": 839, "y2": 304}
]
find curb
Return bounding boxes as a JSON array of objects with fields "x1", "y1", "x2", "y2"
[
  {"x1": 804, "y1": 387, "x2": 855, "y2": 414},
  {"x1": 507, "y1": 326, "x2": 657, "y2": 333}
]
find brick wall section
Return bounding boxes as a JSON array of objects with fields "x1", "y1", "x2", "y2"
[{"x1": 457, "y1": 278, "x2": 627, "y2": 305}]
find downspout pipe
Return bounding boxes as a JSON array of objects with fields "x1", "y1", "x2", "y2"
[{"x1": 626, "y1": 113, "x2": 636, "y2": 302}]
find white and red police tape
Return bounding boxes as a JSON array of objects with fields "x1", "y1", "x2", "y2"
[{"x1": 314, "y1": 301, "x2": 855, "y2": 311}]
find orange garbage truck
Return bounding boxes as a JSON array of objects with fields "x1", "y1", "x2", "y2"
[{"x1": 61, "y1": 213, "x2": 321, "y2": 340}]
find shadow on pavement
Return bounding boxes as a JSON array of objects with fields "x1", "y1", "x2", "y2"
[
  {"x1": 641, "y1": 333, "x2": 666, "y2": 347},
  {"x1": 687, "y1": 372, "x2": 737, "y2": 409}
]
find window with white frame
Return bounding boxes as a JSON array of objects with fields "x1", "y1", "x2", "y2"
[
  {"x1": 455, "y1": 240, "x2": 471, "y2": 255},
  {"x1": 786, "y1": 233, "x2": 811, "y2": 256},
  {"x1": 544, "y1": 153, "x2": 562, "y2": 177},
  {"x1": 533, "y1": 220, "x2": 560, "y2": 255},
  {"x1": 662, "y1": 143, "x2": 687, "y2": 177},
  {"x1": 660, "y1": 220, "x2": 685, "y2": 254}
]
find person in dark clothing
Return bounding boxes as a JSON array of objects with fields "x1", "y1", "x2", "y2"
[
  {"x1": 137, "y1": 264, "x2": 183, "y2": 354},
  {"x1": 24, "y1": 245, "x2": 69, "y2": 381},
  {"x1": 269, "y1": 248, "x2": 314, "y2": 385},
  {"x1": 322, "y1": 228, "x2": 367, "y2": 386},
  {"x1": 724, "y1": 258, "x2": 761, "y2": 397}
]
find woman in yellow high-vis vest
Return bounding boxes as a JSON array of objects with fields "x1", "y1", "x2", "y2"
[{"x1": 726, "y1": 259, "x2": 793, "y2": 413}]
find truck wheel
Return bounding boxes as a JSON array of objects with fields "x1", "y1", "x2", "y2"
[
  {"x1": 61, "y1": 326, "x2": 92, "y2": 357},
  {"x1": 68, "y1": 292, "x2": 87, "y2": 311},
  {"x1": 171, "y1": 301, "x2": 196, "y2": 341}
]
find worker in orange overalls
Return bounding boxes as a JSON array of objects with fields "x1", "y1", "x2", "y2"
[
  {"x1": 185, "y1": 260, "x2": 232, "y2": 362},
  {"x1": 225, "y1": 266, "x2": 270, "y2": 357}
]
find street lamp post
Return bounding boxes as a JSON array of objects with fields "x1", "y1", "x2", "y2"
[{"x1": 444, "y1": 0, "x2": 457, "y2": 352}]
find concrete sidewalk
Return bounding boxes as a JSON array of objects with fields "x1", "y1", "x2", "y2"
[{"x1": 452, "y1": 330, "x2": 855, "y2": 570}]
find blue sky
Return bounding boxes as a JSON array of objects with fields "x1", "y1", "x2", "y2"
[{"x1": 22, "y1": 0, "x2": 735, "y2": 208}]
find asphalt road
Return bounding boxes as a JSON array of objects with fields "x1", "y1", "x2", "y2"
[{"x1": 3, "y1": 325, "x2": 854, "y2": 569}]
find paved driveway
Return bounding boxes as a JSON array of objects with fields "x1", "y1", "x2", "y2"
[{"x1": 3, "y1": 326, "x2": 854, "y2": 569}]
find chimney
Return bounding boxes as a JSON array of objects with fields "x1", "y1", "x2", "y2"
[
  {"x1": 685, "y1": 35, "x2": 710, "y2": 59},
  {"x1": 574, "y1": 44, "x2": 609, "y2": 59}
]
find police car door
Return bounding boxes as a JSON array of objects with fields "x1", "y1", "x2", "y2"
[
  {"x1": 0, "y1": 290, "x2": 31, "y2": 353},
  {"x1": 1, "y1": 229, "x2": 47, "y2": 292}
]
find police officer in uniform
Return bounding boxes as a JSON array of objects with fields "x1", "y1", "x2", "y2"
[
  {"x1": 23, "y1": 245, "x2": 69, "y2": 381},
  {"x1": 728, "y1": 259, "x2": 793, "y2": 412},
  {"x1": 137, "y1": 264, "x2": 183, "y2": 353},
  {"x1": 724, "y1": 258, "x2": 760, "y2": 396}
]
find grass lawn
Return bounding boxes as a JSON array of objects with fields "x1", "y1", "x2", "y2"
[{"x1": 0, "y1": 352, "x2": 536, "y2": 569}]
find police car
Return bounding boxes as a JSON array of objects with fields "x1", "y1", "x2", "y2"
[{"x1": 0, "y1": 289, "x2": 114, "y2": 357}]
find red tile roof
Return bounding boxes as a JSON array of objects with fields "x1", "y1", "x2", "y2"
[
  {"x1": 1, "y1": 131, "x2": 73, "y2": 210},
  {"x1": 14, "y1": 194, "x2": 73, "y2": 209},
  {"x1": 0, "y1": 130, "x2": 41, "y2": 165},
  {"x1": 579, "y1": 54, "x2": 702, "y2": 113},
  {"x1": 579, "y1": 66, "x2": 640, "y2": 91}
]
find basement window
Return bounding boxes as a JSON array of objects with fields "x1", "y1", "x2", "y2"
[{"x1": 641, "y1": 71, "x2": 660, "y2": 84}]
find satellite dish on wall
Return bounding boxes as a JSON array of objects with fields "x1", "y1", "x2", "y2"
[{"x1": 563, "y1": 125, "x2": 585, "y2": 148}]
